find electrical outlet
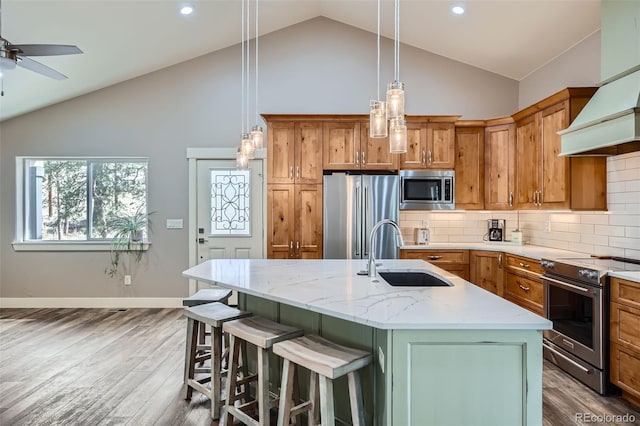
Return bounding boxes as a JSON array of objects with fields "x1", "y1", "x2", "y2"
[{"x1": 124, "y1": 275, "x2": 132, "y2": 285}]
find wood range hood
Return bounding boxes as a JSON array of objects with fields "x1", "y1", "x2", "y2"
[{"x1": 559, "y1": 0, "x2": 640, "y2": 157}]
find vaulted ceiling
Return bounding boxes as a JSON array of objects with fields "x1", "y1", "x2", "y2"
[{"x1": 0, "y1": 0, "x2": 601, "y2": 121}]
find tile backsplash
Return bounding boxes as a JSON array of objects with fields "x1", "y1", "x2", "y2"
[{"x1": 400, "y1": 151, "x2": 640, "y2": 259}]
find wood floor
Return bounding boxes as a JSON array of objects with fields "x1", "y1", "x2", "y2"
[{"x1": 1, "y1": 308, "x2": 639, "y2": 425}]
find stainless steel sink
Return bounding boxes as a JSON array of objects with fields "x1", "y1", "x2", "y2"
[{"x1": 378, "y1": 271, "x2": 453, "y2": 287}]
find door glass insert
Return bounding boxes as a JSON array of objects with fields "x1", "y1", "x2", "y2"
[{"x1": 209, "y1": 169, "x2": 250, "y2": 236}]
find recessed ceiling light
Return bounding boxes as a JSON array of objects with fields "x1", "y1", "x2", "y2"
[
  {"x1": 180, "y1": 4, "x2": 194, "y2": 16},
  {"x1": 451, "y1": 4, "x2": 465, "y2": 15}
]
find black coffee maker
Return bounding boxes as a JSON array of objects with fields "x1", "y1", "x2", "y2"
[{"x1": 488, "y1": 219, "x2": 505, "y2": 242}]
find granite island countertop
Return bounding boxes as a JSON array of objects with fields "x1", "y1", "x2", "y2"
[{"x1": 183, "y1": 259, "x2": 552, "y2": 331}]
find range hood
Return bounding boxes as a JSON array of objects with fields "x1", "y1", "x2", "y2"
[{"x1": 560, "y1": 1, "x2": 640, "y2": 156}]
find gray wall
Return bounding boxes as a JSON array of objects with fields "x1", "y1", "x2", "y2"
[
  {"x1": 518, "y1": 31, "x2": 601, "y2": 109},
  {"x1": 0, "y1": 17, "x2": 519, "y2": 299}
]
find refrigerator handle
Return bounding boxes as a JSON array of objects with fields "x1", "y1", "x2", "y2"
[
  {"x1": 364, "y1": 186, "x2": 368, "y2": 256},
  {"x1": 355, "y1": 185, "x2": 361, "y2": 256}
]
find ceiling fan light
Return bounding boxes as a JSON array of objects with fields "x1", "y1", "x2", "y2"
[
  {"x1": 389, "y1": 118, "x2": 407, "y2": 154},
  {"x1": 369, "y1": 100, "x2": 388, "y2": 138},
  {"x1": 251, "y1": 125, "x2": 264, "y2": 150},
  {"x1": 386, "y1": 80, "x2": 405, "y2": 120},
  {"x1": 0, "y1": 56, "x2": 16, "y2": 70}
]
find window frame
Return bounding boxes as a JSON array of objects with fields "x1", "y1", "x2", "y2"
[{"x1": 13, "y1": 156, "x2": 151, "y2": 252}]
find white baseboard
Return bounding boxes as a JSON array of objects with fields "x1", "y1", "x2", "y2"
[{"x1": 0, "y1": 297, "x2": 184, "y2": 309}]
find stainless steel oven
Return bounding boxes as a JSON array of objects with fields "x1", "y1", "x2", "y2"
[{"x1": 542, "y1": 257, "x2": 640, "y2": 394}]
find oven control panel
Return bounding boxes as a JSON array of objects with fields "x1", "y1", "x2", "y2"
[
  {"x1": 579, "y1": 269, "x2": 599, "y2": 280},
  {"x1": 541, "y1": 260, "x2": 555, "y2": 269}
]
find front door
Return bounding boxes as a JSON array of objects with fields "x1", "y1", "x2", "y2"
[{"x1": 194, "y1": 158, "x2": 264, "y2": 294}]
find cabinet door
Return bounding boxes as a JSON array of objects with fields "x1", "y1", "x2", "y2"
[
  {"x1": 400, "y1": 122, "x2": 427, "y2": 169},
  {"x1": 360, "y1": 122, "x2": 398, "y2": 171},
  {"x1": 540, "y1": 102, "x2": 570, "y2": 209},
  {"x1": 296, "y1": 122, "x2": 323, "y2": 184},
  {"x1": 294, "y1": 184, "x2": 323, "y2": 259},
  {"x1": 484, "y1": 124, "x2": 515, "y2": 210},
  {"x1": 515, "y1": 114, "x2": 540, "y2": 209},
  {"x1": 323, "y1": 121, "x2": 360, "y2": 170},
  {"x1": 455, "y1": 127, "x2": 484, "y2": 210},
  {"x1": 469, "y1": 251, "x2": 504, "y2": 296},
  {"x1": 267, "y1": 184, "x2": 295, "y2": 258},
  {"x1": 426, "y1": 123, "x2": 455, "y2": 169},
  {"x1": 268, "y1": 122, "x2": 295, "y2": 184}
]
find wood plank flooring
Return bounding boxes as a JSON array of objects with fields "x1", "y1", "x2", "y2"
[{"x1": 1, "y1": 308, "x2": 639, "y2": 425}]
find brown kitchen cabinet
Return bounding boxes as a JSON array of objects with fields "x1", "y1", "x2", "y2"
[
  {"x1": 360, "y1": 122, "x2": 399, "y2": 170},
  {"x1": 455, "y1": 122, "x2": 485, "y2": 210},
  {"x1": 267, "y1": 184, "x2": 323, "y2": 259},
  {"x1": 400, "y1": 118, "x2": 458, "y2": 170},
  {"x1": 503, "y1": 254, "x2": 544, "y2": 315},
  {"x1": 512, "y1": 88, "x2": 606, "y2": 210},
  {"x1": 265, "y1": 119, "x2": 323, "y2": 184},
  {"x1": 484, "y1": 119, "x2": 516, "y2": 210},
  {"x1": 469, "y1": 250, "x2": 504, "y2": 296},
  {"x1": 400, "y1": 249, "x2": 469, "y2": 280},
  {"x1": 610, "y1": 277, "x2": 640, "y2": 406}
]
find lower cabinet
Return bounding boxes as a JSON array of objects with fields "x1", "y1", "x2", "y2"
[
  {"x1": 503, "y1": 254, "x2": 544, "y2": 316},
  {"x1": 400, "y1": 249, "x2": 469, "y2": 280},
  {"x1": 469, "y1": 250, "x2": 504, "y2": 296},
  {"x1": 267, "y1": 184, "x2": 323, "y2": 259},
  {"x1": 610, "y1": 277, "x2": 640, "y2": 406}
]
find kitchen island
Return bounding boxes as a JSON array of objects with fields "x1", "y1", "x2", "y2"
[{"x1": 183, "y1": 259, "x2": 552, "y2": 426}]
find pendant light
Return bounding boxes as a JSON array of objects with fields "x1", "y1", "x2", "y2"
[
  {"x1": 386, "y1": 0, "x2": 407, "y2": 153},
  {"x1": 236, "y1": 0, "x2": 251, "y2": 168},
  {"x1": 250, "y1": 0, "x2": 264, "y2": 150},
  {"x1": 369, "y1": 0, "x2": 387, "y2": 138}
]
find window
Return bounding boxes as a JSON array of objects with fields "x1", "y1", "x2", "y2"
[
  {"x1": 15, "y1": 157, "x2": 149, "y2": 249},
  {"x1": 209, "y1": 169, "x2": 251, "y2": 236}
]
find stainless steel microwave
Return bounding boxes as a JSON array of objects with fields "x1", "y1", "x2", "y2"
[{"x1": 399, "y1": 170, "x2": 455, "y2": 210}]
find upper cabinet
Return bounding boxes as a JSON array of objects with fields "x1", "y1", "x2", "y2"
[
  {"x1": 360, "y1": 122, "x2": 399, "y2": 170},
  {"x1": 400, "y1": 118, "x2": 458, "y2": 169},
  {"x1": 266, "y1": 119, "x2": 323, "y2": 185},
  {"x1": 484, "y1": 119, "x2": 516, "y2": 210},
  {"x1": 512, "y1": 88, "x2": 606, "y2": 210},
  {"x1": 455, "y1": 122, "x2": 485, "y2": 210}
]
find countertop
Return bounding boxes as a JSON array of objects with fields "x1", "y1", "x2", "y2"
[
  {"x1": 400, "y1": 242, "x2": 592, "y2": 261},
  {"x1": 608, "y1": 271, "x2": 640, "y2": 282},
  {"x1": 183, "y1": 259, "x2": 552, "y2": 331}
]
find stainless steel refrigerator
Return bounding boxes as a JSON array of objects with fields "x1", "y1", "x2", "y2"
[{"x1": 323, "y1": 173, "x2": 400, "y2": 260}]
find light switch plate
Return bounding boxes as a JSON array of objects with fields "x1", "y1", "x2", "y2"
[{"x1": 166, "y1": 219, "x2": 184, "y2": 229}]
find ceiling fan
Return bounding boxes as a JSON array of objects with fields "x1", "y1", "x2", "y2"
[{"x1": 0, "y1": 0, "x2": 82, "y2": 80}]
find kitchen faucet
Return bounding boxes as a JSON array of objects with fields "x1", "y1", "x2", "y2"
[{"x1": 367, "y1": 219, "x2": 405, "y2": 280}]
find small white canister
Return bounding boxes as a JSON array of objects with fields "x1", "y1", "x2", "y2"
[{"x1": 511, "y1": 229, "x2": 523, "y2": 245}]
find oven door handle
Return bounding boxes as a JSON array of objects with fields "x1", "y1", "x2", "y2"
[
  {"x1": 543, "y1": 275, "x2": 591, "y2": 294},
  {"x1": 543, "y1": 342, "x2": 592, "y2": 375}
]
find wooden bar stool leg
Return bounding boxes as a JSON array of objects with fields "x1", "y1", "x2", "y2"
[
  {"x1": 318, "y1": 376, "x2": 335, "y2": 426},
  {"x1": 211, "y1": 325, "x2": 223, "y2": 420},
  {"x1": 183, "y1": 318, "x2": 198, "y2": 399},
  {"x1": 223, "y1": 334, "x2": 240, "y2": 426},
  {"x1": 347, "y1": 371, "x2": 365, "y2": 426},
  {"x1": 309, "y1": 372, "x2": 320, "y2": 425},
  {"x1": 277, "y1": 359, "x2": 296, "y2": 426},
  {"x1": 257, "y1": 347, "x2": 270, "y2": 426}
]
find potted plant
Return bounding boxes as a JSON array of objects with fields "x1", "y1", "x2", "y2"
[{"x1": 105, "y1": 209, "x2": 153, "y2": 278}]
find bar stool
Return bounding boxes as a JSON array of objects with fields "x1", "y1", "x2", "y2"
[
  {"x1": 183, "y1": 302, "x2": 251, "y2": 420},
  {"x1": 273, "y1": 335, "x2": 372, "y2": 426},
  {"x1": 183, "y1": 288, "x2": 233, "y2": 362},
  {"x1": 222, "y1": 317, "x2": 303, "y2": 426}
]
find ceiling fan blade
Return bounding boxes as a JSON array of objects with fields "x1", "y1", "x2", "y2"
[
  {"x1": 11, "y1": 44, "x2": 82, "y2": 56},
  {"x1": 17, "y1": 56, "x2": 67, "y2": 80}
]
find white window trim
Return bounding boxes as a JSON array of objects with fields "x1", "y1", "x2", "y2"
[{"x1": 13, "y1": 156, "x2": 150, "y2": 252}]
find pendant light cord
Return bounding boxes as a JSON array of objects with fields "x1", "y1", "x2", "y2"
[
  {"x1": 394, "y1": 0, "x2": 399, "y2": 81},
  {"x1": 376, "y1": 0, "x2": 380, "y2": 101},
  {"x1": 255, "y1": 0, "x2": 259, "y2": 124},
  {"x1": 241, "y1": 0, "x2": 245, "y2": 134},
  {"x1": 246, "y1": 0, "x2": 250, "y2": 133}
]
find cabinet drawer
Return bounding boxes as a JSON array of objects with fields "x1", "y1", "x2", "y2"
[
  {"x1": 439, "y1": 264, "x2": 470, "y2": 281},
  {"x1": 611, "y1": 278, "x2": 640, "y2": 309},
  {"x1": 400, "y1": 249, "x2": 469, "y2": 264},
  {"x1": 611, "y1": 302, "x2": 640, "y2": 353},
  {"x1": 505, "y1": 273, "x2": 543, "y2": 312},
  {"x1": 610, "y1": 342, "x2": 640, "y2": 400},
  {"x1": 505, "y1": 254, "x2": 543, "y2": 276}
]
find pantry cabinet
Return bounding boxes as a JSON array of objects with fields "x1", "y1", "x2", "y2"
[{"x1": 455, "y1": 122, "x2": 484, "y2": 210}]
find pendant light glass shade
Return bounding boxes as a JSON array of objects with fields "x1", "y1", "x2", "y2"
[
  {"x1": 389, "y1": 118, "x2": 407, "y2": 153},
  {"x1": 241, "y1": 133, "x2": 255, "y2": 159},
  {"x1": 236, "y1": 148, "x2": 249, "y2": 169},
  {"x1": 386, "y1": 80, "x2": 405, "y2": 120},
  {"x1": 251, "y1": 125, "x2": 264, "y2": 149},
  {"x1": 369, "y1": 100, "x2": 388, "y2": 138}
]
